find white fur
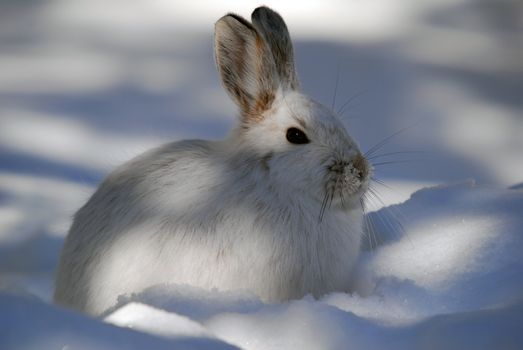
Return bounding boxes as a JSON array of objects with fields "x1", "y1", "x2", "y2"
[{"x1": 54, "y1": 7, "x2": 370, "y2": 316}]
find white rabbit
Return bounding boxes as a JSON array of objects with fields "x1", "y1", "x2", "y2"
[{"x1": 54, "y1": 6, "x2": 371, "y2": 316}]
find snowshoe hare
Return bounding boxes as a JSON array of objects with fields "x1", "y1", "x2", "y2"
[{"x1": 54, "y1": 6, "x2": 371, "y2": 316}]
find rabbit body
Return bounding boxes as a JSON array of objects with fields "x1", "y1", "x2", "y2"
[{"x1": 54, "y1": 7, "x2": 369, "y2": 316}]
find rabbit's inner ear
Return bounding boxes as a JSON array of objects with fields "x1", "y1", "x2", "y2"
[
  {"x1": 251, "y1": 7, "x2": 299, "y2": 90},
  {"x1": 215, "y1": 14, "x2": 278, "y2": 122}
]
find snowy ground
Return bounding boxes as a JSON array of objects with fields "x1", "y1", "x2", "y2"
[{"x1": 1, "y1": 1, "x2": 522, "y2": 349}]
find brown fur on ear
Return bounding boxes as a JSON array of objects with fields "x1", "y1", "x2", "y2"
[
  {"x1": 215, "y1": 14, "x2": 277, "y2": 123},
  {"x1": 251, "y1": 7, "x2": 299, "y2": 90}
]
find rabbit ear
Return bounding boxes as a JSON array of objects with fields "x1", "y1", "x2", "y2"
[
  {"x1": 215, "y1": 14, "x2": 278, "y2": 121},
  {"x1": 251, "y1": 7, "x2": 299, "y2": 90}
]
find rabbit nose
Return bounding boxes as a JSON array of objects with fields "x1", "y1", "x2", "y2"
[{"x1": 352, "y1": 153, "x2": 368, "y2": 180}]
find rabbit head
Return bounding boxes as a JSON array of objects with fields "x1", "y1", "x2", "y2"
[{"x1": 215, "y1": 7, "x2": 370, "y2": 213}]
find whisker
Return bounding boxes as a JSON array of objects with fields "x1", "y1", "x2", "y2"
[
  {"x1": 360, "y1": 197, "x2": 373, "y2": 251},
  {"x1": 364, "y1": 122, "x2": 421, "y2": 158},
  {"x1": 371, "y1": 177, "x2": 392, "y2": 190},
  {"x1": 368, "y1": 180, "x2": 408, "y2": 225},
  {"x1": 360, "y1": 197, "x2": 371, "y2": 248},
  {"x1": 367, "y1": 187, "x2": 389, "y2": 212},
  {"x1": 372, "y1": 159, "x2": 422, "y2": 167},
  {"x1": 319, "y1": 191, "x2": 330, "y2": 223},
  {"x1": 362, "y1": 194, "x2": 379, "y2": 250},
  {"x1": 331, "y1": 61, "x2": 341, "y2": 110},
  {"x1": 340, "y1": 188, "x2": 346, "y2": 209},
  {"x1": 338, "y1": 90, "x2": 366, "y2": 117},
  {"x1": 367, "y1": 186, "x2": 406, "y2": 243},
  {"x1": 328, "y1": 189, "x2": 335, "y2": 210},
  {"x1": 367, "y1": 150, "x2": 426, "y2": 161},
  {"x1": 365, "y1": 196, "x2": 395, "y2": 245}
]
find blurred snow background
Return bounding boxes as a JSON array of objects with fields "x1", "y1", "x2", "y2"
[{"x1": 0, "y1": 0, "x2": 522, "y2": 349}]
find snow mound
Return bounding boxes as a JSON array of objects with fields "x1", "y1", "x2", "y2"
[
  {"x1": 98, "y1": 182, "x2": 523, "y2": 349},
  {"x1": 0, "y1": 291, "x2": 238, "y2": 350},
  {"x1": 106, "y1": 284, "x2": 265, "y2": 321},
  {"x1": 105, "y1": 302, "x2": 214, "y2": 339},
  {"x1": 2, "y1": 183, "x2": 523, "y2": 349}
]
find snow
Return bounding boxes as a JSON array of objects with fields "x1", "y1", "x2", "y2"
[
  {"x1": 97, "y1": 183, "x2": 522, "y2": 350},
  {"x1": 4, "y1": 183, "x2": 521, "y2": 349},
  {"x1": 1, "y1": 0, "x2": 522, "y2": 349},
  {"x1": 0, "y1": 291, "x2": 238, "y2": 350},
  {"x1": 105, "y1": 302, "x2": 214, "y2": 339}
]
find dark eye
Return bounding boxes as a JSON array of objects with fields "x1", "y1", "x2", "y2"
[{"x1": 286, "y1": 127, "x2": 309, "y2": 144}]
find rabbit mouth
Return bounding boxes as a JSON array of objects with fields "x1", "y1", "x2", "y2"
[
  {"x1": 325, "y1": 175, "x2": 367, "y2": 205},
  {"x1": 319, "y1": 159, "x2": 370, "y2": 217},
  {"x1": 319, "y1": 182, "x2": 367, "y2": 221}
]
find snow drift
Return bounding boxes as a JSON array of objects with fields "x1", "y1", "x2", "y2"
[{"x1": 2, "y1": 182, "x2": 522, "y2": 349}]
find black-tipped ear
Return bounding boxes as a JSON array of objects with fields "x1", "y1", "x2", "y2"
[
  {"x1": 251, "y1": 6, "x2": 299, "y2": 90},
  {"x1": 214, "y1": 13, "x2": 278, "y2": 121}
]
